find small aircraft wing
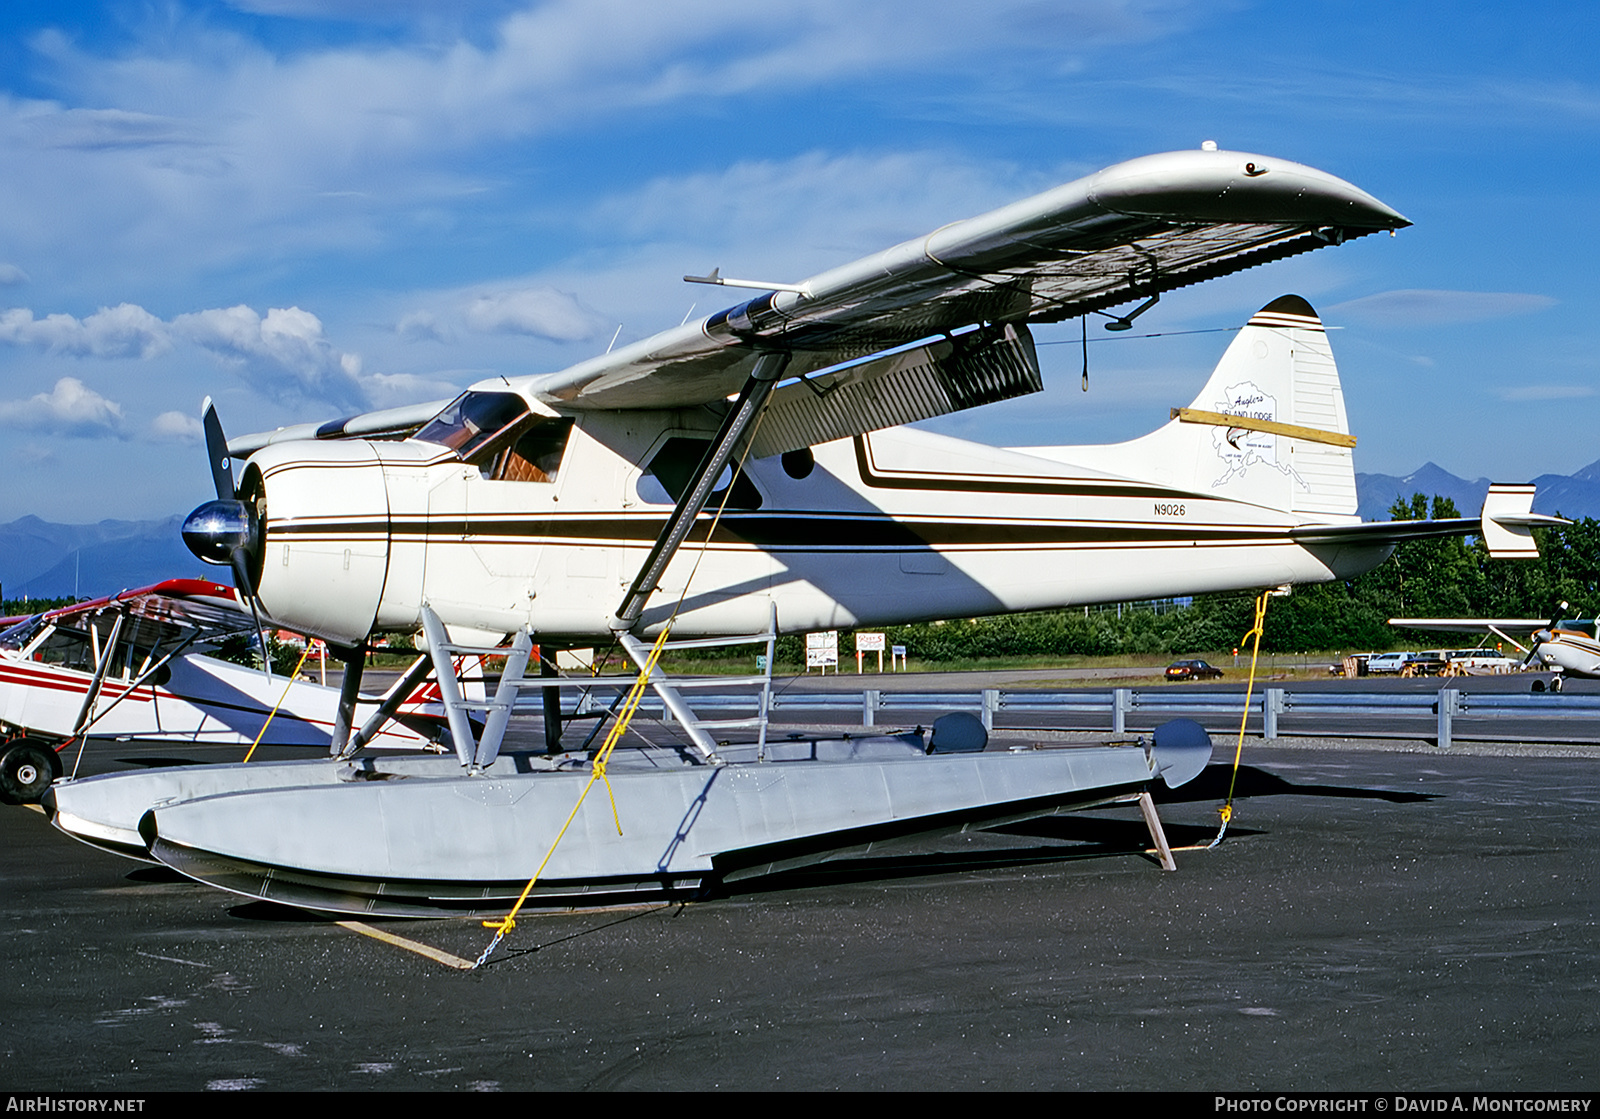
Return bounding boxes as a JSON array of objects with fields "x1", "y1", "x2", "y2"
[
  {"x1": 527, "y1": 148, "x2": 1408, "y2": 412},
  {"x1": 1386, "y1": 617, "x2": 1557, "y2": 655},
  {"x1": 0, "y1": 579, "x2": 260, "y2": 658},
  {"x1": 226, "y1": 147, "x2": 1408, "y2": 457},
  {"x1": 1388, "y1": 619, "x2": 1552, "y2": 632}
]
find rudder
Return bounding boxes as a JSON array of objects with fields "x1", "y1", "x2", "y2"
[{"x1": 1059, "y1": 295, "x2": 1357, "y2": 517}]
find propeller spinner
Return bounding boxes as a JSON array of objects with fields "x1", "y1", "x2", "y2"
[{"x1": 182, "y1": 398, "x2": 271, "y2": 672}]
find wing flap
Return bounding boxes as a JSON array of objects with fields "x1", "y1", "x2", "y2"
[{"x1": 748, "y1": 324, "x2": 1041, "y2": 459}]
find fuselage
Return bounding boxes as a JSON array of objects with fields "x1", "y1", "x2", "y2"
[
  {"x1": 235, "y1": 393, "x2": 1386, "y2": 647},
  {"x1": 1533, "y1": 623, "x2": 1600, "y2": 678}
]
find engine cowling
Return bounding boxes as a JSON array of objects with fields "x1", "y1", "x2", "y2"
[{"x1": 239, "y1": 440, "x2": 393, "y2": 647}]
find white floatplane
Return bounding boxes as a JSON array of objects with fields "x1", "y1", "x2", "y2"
[{"x1": 47, "y1": 147, "x2": 1554, "y2": 914}]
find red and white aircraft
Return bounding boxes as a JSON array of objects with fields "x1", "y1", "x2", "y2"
[{"x1": 0, "y1": 578, "x2": 470, "y2": 802}]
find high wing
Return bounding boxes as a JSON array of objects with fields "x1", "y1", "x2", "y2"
[
  {"x1": 0, "y1": 578, "x2": 257, "y2": 657},
  {"x1": 1388, "y1": 620, "x2": 1554, "y2": 632},
  {"x1": 229, "y1": 147, "x2": 1407, "y2": 455},
  {"x1": 0, "y1": 576, "x2": 252, "y2": 640},
  {"x1": 528, "y1": 147, "x2": 1407, "y2": 412}
]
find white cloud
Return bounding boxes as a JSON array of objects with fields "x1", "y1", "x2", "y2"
[
  {"x1": 464, "y1": 288, "x2": 606, "y2": 341},
  {"x1": 396, "y1": 310, "x2": 451, "y2": 343},
  {"x1": 0, "y1": 303, "x2": 172, "y2": 358},
  {"x1": 361, "y1": 371, "x2": 461, "y2": 409},
  {"x1": 0, "y1": 1, "x2": 1196, "y2": 293},
  {"x1": 149, "y1": 410, "x2": 205, "y2": 442},
  {"x1": 1328, "y1": 290, "x2": 1558, "y2": 328},
  {"x1": 172, "y1": 305, "x2": 368, "y2": 409},
  {"x1": 0, "y1": 377, "x2": 125, "y2": 436},
  {"x1": 0, "y1": 264, "x2": 27, "y2": 286},
  {"x1": 0, "y1": 299, "x2": 375, "y2": 409}
]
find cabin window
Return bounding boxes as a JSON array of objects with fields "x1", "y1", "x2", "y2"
[
  {"x1": 29, "y1": 625, "x2": 96, "y2": 672},
  {"x1": 483, "y1": 417, "x2": 574, "y2": 483},
  {"x1": 636, "y1": 437, "x2": 763, "y2": 509},
  {"x1": 414, "y1": 391, "x2": 531, "y2": 461}
]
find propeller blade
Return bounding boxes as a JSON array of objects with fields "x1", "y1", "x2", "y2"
[
  {"x1": 1523, "y1": 601, "x2": 1570, "y2": 670},
  {"x1": 230, "y1": 549, "x2": 272, "y2": 681},
  {"x1": 202, "y1": 396, "x2": 234, "y2": 500}
]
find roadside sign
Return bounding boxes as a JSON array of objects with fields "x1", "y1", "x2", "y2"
[{"x1": 806, "y1": 631, "x2": 839, "y2": 672}]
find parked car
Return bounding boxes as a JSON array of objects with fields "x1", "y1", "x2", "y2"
[
  {"x1": 1166, "y1": 659, "x2": 1223, "y2": 680},
  {"x1": 1445, "y1": 650, "x2": 1522, "y2": 674},
  {"x1": 1364, "y1": 652, "x2": 1411, "y2": 674}
]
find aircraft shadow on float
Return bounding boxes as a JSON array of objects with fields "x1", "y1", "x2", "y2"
[
  {"x1": 42, "y1": 147, "x2": 1547, "y2": 918},
  {"x1": 1152, "y1": 764, "x2": 1441, "y2": 807}
]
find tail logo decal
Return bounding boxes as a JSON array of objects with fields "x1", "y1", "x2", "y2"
[{"x1": 1210, "y1": 381, "x2": 1310, "y2": 493}]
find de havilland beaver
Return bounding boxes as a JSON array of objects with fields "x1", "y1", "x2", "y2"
[{"x1": 44, "y1": 146, "x2": 1555, "y2": 916}]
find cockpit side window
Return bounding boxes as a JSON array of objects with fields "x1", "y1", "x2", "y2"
[
  {"x1": 0, "y1": 614, "x2": 47, "y2": 653},
  {"x1": 414, "y1": 392, "x2": 531, "y2": 461},
  {"x1": 485, "y1": 418, "x2": 574, "y2": 483},
  {"x1": 30, "y1": 624, "x2": 95, "y2": 672},
  {"x1": 636, "y1": 437, "x2": 763, "y2": 509}
]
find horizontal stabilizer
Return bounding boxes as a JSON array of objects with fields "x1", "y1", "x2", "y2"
[
  {"x1": 1290, "y1": 482, "x2": 1564, "y2": 556},
  {"x1": 1481, "y1": 483, "x2": 1565, "y2": 559}
]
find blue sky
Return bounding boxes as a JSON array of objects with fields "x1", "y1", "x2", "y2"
[{"x1": 0, "y1": 0, "x2": 1596, "y2": 523}]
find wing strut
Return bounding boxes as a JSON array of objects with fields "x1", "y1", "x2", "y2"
[
  {"x1": 328, "y1": 645, "x2": 366, "y2": 758},
  {"x1": 336, "y1": 652, "x2": 436, "y2": 759},
  {"x1": 610, "y1": 350, "x2": 790, "y2": 633},
  {"x1": 70, "y1": 614, "x2": 125, "y2": 740}
]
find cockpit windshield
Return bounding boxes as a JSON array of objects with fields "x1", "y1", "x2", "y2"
[
  {"x1": 414, "y1": 392, "x2": 531, "y2": 460},
  {"x1": 0, "y1": 614, "x2": 47, "y2": 652}
]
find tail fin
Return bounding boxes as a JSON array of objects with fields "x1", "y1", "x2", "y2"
[{"x1": 1070, "y1": 295, "x2": 1357, "y2": 517}]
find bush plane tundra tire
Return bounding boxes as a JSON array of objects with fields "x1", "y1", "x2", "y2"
[{"x1": 0, "y1": 739, "x2": 62, "y2": 804}]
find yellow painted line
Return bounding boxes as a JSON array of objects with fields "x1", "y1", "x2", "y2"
[
  {"x1": 338, "y1": 921, "x2": 476, "y2": 970},
  {"x1": 1172, "y1": 406, "x2": 1357, "y2": 448}
]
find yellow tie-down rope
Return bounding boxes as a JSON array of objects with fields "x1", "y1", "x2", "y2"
[
  {"x1": 1208, "y1": 589, "x2": 1270, "y2": 848},
  {"x1": 473, "y1": 412, "x2": 769, "y2": 968},
  {"x1": 243, "y1": 642, "x2": 314, "y2": 763},
  {"x1": 473, "y1": 623, "x2": 672, "y2": 968}
]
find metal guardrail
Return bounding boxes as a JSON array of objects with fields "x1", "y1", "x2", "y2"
[{"x1": 522, "y1": 680, "x2": 1600, "y2": 748}]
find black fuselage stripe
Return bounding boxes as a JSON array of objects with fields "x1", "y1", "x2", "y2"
[{"x1": 268, "y1": 516, "x2": 1292, "y2": 547}]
